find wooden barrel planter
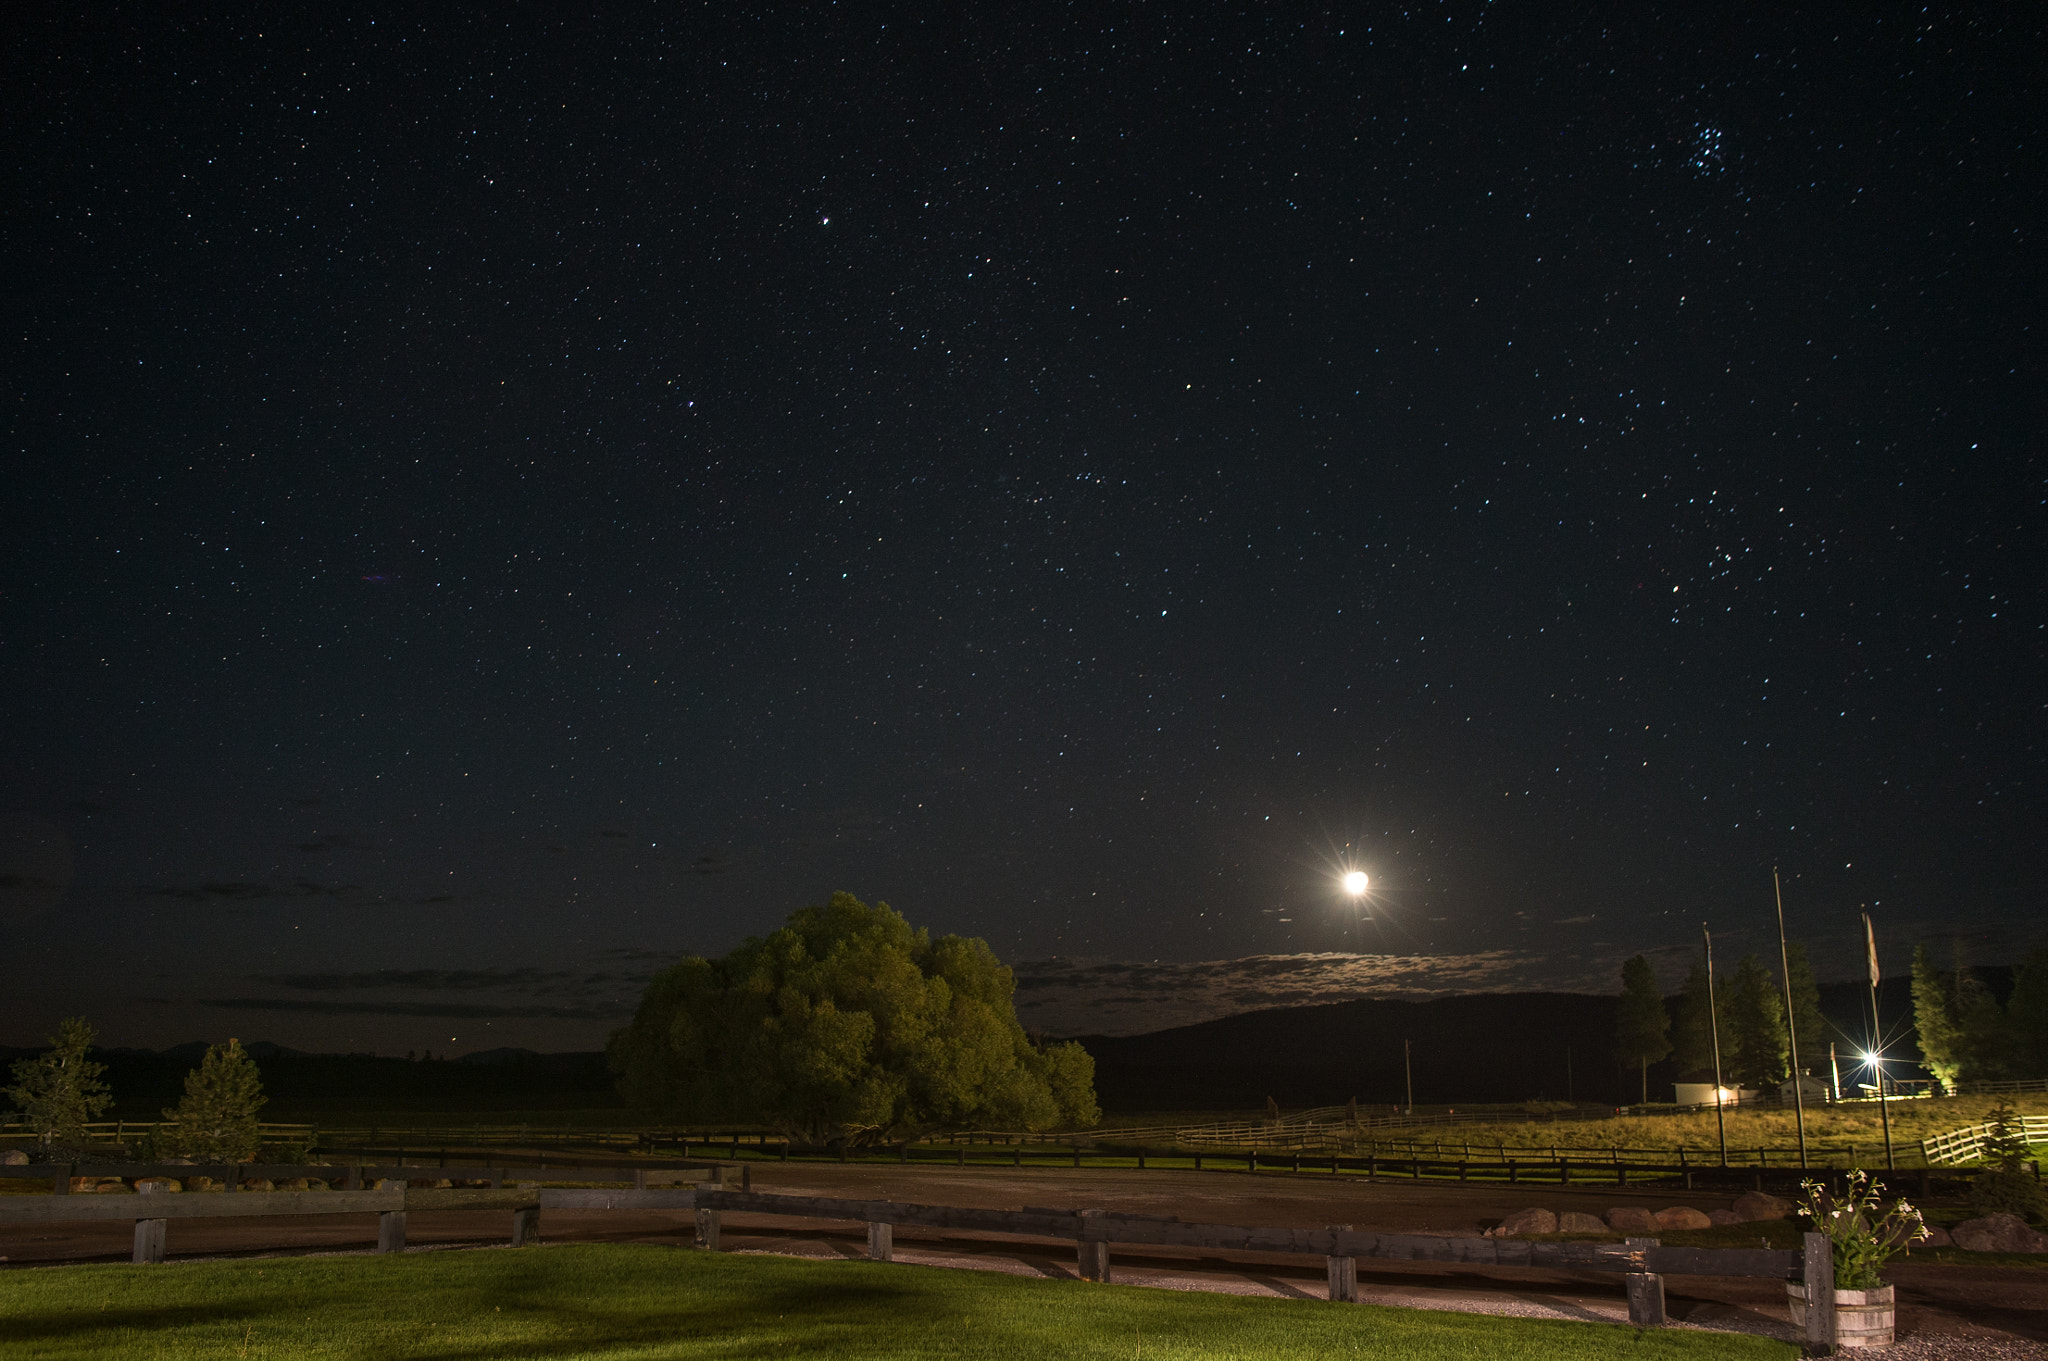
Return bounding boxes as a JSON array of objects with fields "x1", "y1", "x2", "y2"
[{"x1": 1786, "y1": 1281, "x2": 1895, "y2": 1347}]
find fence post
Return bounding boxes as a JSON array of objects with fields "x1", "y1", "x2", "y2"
[
  {"x1": 1802, "y1": 1231, "x2": 1835, "y2": 1351},
  {"x1": 1326, "y1": 1253, "x2": 1358, "y2": 1302},
  {"x1": 695, "y1": 1208, "x2": 722, "y2": 1251},
  {"x1": 511, "y1": 1205, "x2": 540, "y2": 1247},
  {"x1": 132, "y1": 1218, "x2": 167, "y2": 1265},
  {"x1": 1077, "y1": 1238, "x2": 1110, "y2": 1282},
  {"x1": 377, "y1": 1211, "x2": 407, "y2": 1254},
  {"x1": 866, "y1": 1222, "x2": 893, "y2": 1261},
  {"x1": 1625, "y1": 1270, "x2": 1667, "y2": 1327}
]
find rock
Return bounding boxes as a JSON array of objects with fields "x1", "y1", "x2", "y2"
[
  {"x1": 280, "y1": 1177, "x2": 311, "y2": 1191},
  {"x1": 163, "y1": 1157, "x2": 194, "y2": 1166},
  {"x1": 133, "y1": 1178, "x2": 183, "y2": 1194},
  {"x1": 1604, "y1": 1206, "x2": 1659, "y2": 1233},
  {"x1": 1558, "y1": 1211, "x2": 1606, "y2": 1233},
  {"x1": 1494, "y1": 1206, "x2": 1559, "y2": 1237},
  {"x1": 239, "y1": 1177, "x2": 275, "y2": 1192},
  {"x1": 434, "y1": 1178, "x2": 454, "y2": 1189},
  {"x1": 187, "y1": 1176, "x2": 224, "y2": 1192},
  {"x1": 1951, "y1": 1214, "x2": 2048, "y2": 1254},
  {"x1": 1, "y1": 1149, "x2": 27, "y2": 1166},
  {"x1": 1732, "y1": 1191, "x2": 1793, "y2": 1222},
  {"x1": 304, "y1": 1178, "x2": 328, "y2": 1191},
  {"x1": 1919, "y1": 1224, "x2": 1952, "y2": 1248},
  {"x1": 1655, "y1": 1207, "x2": 1714, "y2": 1232},
  {"x1": 375, "y1": 1179, "x2": 407, "y2": 1191},
  {"x1": 1708, "y1": 1209, "x2": 1742, "y2": 1226}
]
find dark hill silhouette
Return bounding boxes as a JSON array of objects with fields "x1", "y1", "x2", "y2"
[{"x1": 1072, "y1": 975, "x2": 1932, "y2": 1111}]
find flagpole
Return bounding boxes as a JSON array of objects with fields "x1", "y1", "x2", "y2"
[
  {"x1": 1774, "y1": 868, "x2": 1807, "y2": 1167},
  {"x1": 1864, "y1": 908, "x2": 1894, "y2": 1170},
  {"x1": 1704, "y1": 924, "x2": 1728, "y2": 1167}
]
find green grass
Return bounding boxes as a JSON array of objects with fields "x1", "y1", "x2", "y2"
[{"x1": 0, "y1": 1243, "x2": 1795, "y2": 1360}]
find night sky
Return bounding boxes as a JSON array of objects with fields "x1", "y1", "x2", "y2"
[{"x1": 4, "y1": 5, "x2": 2041, "y2": 1055}]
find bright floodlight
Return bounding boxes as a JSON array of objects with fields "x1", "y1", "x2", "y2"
[{"x1": 1342, "y1": 871, "x2": 1369, "y2": 896}]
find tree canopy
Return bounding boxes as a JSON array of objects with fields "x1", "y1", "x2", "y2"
[
  {"x1": 4, "y1": 1017, "x2": 111, "y2": 1147},
  {"x1": 1725, "y1": 954, "x2": 1790, "y2": 1089},
  {"x1": 1613, "y1": 955, "x2": 1670, "y2": 1103},
  {"x1": 609, "y1": 892, "x2": 1099, "y2": 1142},
  {"x1": 164, "y1": 1038, "x2": 267, "y2": 1161}
]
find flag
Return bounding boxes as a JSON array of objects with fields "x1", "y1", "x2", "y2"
[{"x1": 1863, "y1": 912, "x2": 1880, "y2": 988}]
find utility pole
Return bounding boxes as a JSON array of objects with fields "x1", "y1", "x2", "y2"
[
  {"x1": 1773, "y1": 868, "x2": 1808, "y2": 1166},
  {"x1": 1404, "y1": 1038, "x2": 1414, "y2": 1113},
  {"x1": 1863, "y1": 909, "x2": 1894, "y2": 1169},
  {"x1": 1704, "y1": 925, "x2": 1728, "y2": 1167}
]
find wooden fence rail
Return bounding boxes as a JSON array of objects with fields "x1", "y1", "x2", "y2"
[{"x1": 0, "y1": 1182, "x2": 1840, "y2": 1345}]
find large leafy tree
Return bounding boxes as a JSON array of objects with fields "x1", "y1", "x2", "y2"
[
  {"x1": 610, "y1": 893, "x2": 1099, "y2": 1142},
  {"x1": 164, "y1": 1039, "x2": 267, "y2": 1161},
  {"x1": 1726, "y1": 954, "x2": 1789, "y2": 1089},
  {"x1": 4, "y1": 1017, "x2": 111, "y2": 1147},
  {"x1": 1613, "y1": 955, "x2": 1671, "y2": 1103},
  {"x1": 1911, "y1": 943, "x2": 1963, "y2": 1094}
]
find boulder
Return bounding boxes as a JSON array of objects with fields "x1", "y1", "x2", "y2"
[
  {"x1": 239, "y1": 1177, "x2": 275, "y2": 1192},
  {"x1": 1492, "y1": 1206, "x2": 1559, "y2": 1237},
  {"x1": 1919, "y1": 1224, "x2": 1952, "y2": 1248},
  {"x1": 1707, "y1": 1209, "x2": 1742, "y2": 1226},
  {"x1": 1655, "y1": 1207, "x2": 1714, "y2": 1232},
  {"x1": 1558, "y1": 1211, "x2": 1606, "y2": 1234},
  {"x1": 187, "y1": 1176, "x2": 224, "y2": 1193},
  {"x1": 1951, "y1": 1214, "x2": 2048, "y2": 1254},
  {"x1": 280, "y1": 1177, "x2": 311, "y2": 1191},
  {"x1": 133, "y1": 1178, "x2": 183, "y2": 1194},
  {"x1": 163, "y1": 1157, "x2": 194, "y2": 1166},
  {"x1": 1604, "y1": 1206, "x2": 1659, "y2": 1234},
  {"x1": 1732, "y1": 1191, "x2": 1793, "y2": 1222},
  {"x1": 375, "y1": 1178, "x2": 407, "y2": 1191},
  {"x1": 1, "y1": 1149, "x2": 27, "y2": 1166}
]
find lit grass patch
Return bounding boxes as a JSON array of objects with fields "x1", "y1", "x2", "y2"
[{"x1": 0, "y1": 1242, "x2": 1797, "y2": 1360}]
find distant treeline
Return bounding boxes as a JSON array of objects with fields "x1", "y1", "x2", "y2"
[{"x1": 0, "y1": 1044, "x2": 620, "y2": 1119}]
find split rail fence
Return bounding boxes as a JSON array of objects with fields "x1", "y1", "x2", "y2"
[{"x1": 0, "y1": 1177, "x2": 1846, "y2": 1347}]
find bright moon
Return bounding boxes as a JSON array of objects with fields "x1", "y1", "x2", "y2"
[{"x1": 1342, "y1": 871, "x2": 1369, "y2": 895}]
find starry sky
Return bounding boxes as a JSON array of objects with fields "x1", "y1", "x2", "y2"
[{"x1": 3, "y1": 4, "x2": 2041, "y2": 1055}]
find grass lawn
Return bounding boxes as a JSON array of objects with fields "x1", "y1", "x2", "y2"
[{"x1": 0, "y1": 1243, "x2": 1796, "y2": 1361}]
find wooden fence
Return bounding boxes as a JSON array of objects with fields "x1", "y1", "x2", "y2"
[
  {"x1": 1920, "y1": 1115, "x2": 2048, "y2": 1167},
  {"x1": 0, "y1": 1180, "x2": 1843, "y2": 1346}
]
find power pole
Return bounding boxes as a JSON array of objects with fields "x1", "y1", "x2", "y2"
[
  {"x1": 1403, "y1": 1038, "x2": 1414, "y2": 1113},
  {"x1": 1704, "y1": 924, "x2": 1728, "y2": 1167},
  {"x1": 1774, "y1": 868, "x2": 1808, "y2": 1166}
]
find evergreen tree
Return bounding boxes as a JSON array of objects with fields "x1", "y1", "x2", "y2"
[
  {"x1": 1671, "y1": 957, "x2": 1720, "y2": 1075},
  {"x1": 1944, "y1": 952, "x2": 2013, "y2": 1083},
  {"x1": 1782, "y1": 941, "x2": 1828, "y2": 1074},
  {"x1": 4, "y1": 1017, "x2": 111, "y2": 1147},
  {"x1": 2006, "y1": 948, "x2": 2048, "y2": 1079},
  {"x1": 1727, "y1": 954, "x2": 1790, "y2": 1089},
  {"x1": 1911, "y1": 943, "x2": 1963, "y2": 1094},
  {"x1": 1614, "y1": 955, "x2": 1671, "y2": 1103},
  {"x1": 164, "y1": 1038, "x2": 267, "y2": 1161}
]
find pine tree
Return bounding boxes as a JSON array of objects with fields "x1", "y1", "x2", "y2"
[
  {"x1": 1953, "y1": 957, "x2": 2013, "y2": 1082},
  {"x1": 1911, "y1": 943, "x2": 1963, "y2": 1094},
  {"x1": 164, "y1": 1039, "x2": 267, "y2": 1161},
  {"x1": 1782, "y1": 941, "x2": 1828, "y2": 1074},
  {"x1": 1671, "y1": 957, "x2": 1719, "y2": 1076},
  {"x1": 4, "y1": 1017, "x2": 111, "y2": 1147},
  {"x1": 1727, "y1": 954, "x2": 1790, "y2": 1089},
  {"x1": 2006, "y1": 948, "x2": 2048, "y2": 1079},
  {"x1": 1614, "y1": 955, "x2": 1671, "y2": 1103}
]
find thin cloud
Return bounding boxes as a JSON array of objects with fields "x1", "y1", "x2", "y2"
[{"x1": 198, "y1": 997, "x2": 630, "y2": 1020}]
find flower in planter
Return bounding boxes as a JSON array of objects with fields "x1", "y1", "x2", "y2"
[{"x1": 1797, "y1": 1170, "x2": 1929, "y2": 1289}]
